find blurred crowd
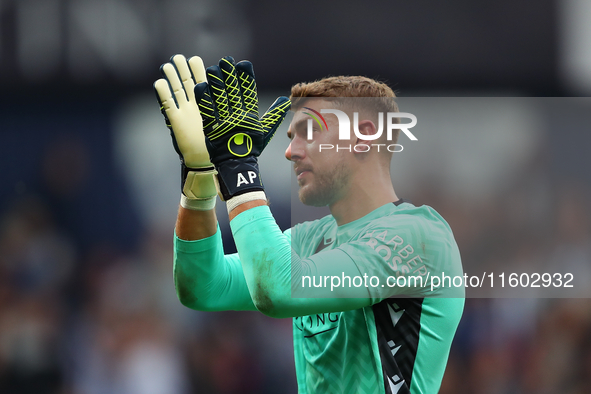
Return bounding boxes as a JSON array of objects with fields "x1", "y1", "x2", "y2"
[
  {"x1": 1, "y1": 116, "x2": 590, "y2": 394},
  {"x1": 430, "y1": 160, "x2": 591, "y2": 394},
  {"x1": 0, "y1": 137, "x2": 296, "y2": 394}
]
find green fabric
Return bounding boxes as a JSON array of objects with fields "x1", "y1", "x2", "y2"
[
  {"x1": 174, "y1": 202, "x2": 464, "y2": 393},
  {"x1": 229, "y1": 206, "x2": 372, "y2": 318},
  {"x1": 409, "y1": 298, "x2": 465, "y2": 394},
  {"x1": 173, "y1": 226, "x2": 256, "y2": 311}
]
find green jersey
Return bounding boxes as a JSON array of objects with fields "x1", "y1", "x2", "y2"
[
  {"x1": 288, "y1": 201, "x2": 464, "y2": 393},
  {"x1": 173, "y1": 201, "x2": 464, "y2": 394}
]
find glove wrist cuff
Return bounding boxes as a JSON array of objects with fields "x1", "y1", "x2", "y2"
[
  {"x1": 181, "y1": 164, "x2": 218, "y2": 199},
  {"x1": 180, "y1": 194, "x2": 217, "y2": 211},
  {"x1": 226, "y1": 191, "x2": 267, "y2": 214},
  {"x1": 214, "y1": 158, "x2": 264, "y2": 201}
]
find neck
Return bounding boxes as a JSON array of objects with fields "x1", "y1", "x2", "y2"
[{"x1": 329, "y1": 165, "x2": 398, "y2": 226}]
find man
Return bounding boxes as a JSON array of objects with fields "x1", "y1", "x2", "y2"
[{"x1": 154, "y1": 54, "x2": 464, "y2": 394}]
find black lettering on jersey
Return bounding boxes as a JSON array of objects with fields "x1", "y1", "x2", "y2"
[
  {"x1": 316, "y1": 314, "x2": 325, "y2": 325},
  {"x1": 295, "y1": 313, "x2": 341, "y2": 338}
]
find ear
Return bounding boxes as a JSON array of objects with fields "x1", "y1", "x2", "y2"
[{"x1": 354, "y1": 120, "x2": 377, "y2": 153}]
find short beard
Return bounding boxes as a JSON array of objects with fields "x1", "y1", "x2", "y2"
[{"x1": 298, "y1": 160, "x2": 350, "y2": 207}]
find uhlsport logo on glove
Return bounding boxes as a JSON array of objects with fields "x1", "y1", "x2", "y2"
[{"x1": 228, "y1": 133, "x2": 253, "y2": 157}]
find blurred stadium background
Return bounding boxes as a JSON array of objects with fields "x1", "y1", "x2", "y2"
[{"x1": 1, "y1": 0, "x2": 591, "y2": 393}]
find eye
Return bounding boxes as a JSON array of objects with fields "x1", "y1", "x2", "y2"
[
  {"x1": 300, "y1": 126, "x2": 317, "y2": 142},
  {"x1": 307, "y1": 120, "x2": 322, "y2": 132}
]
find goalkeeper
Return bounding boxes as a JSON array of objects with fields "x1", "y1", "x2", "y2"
[{"x1": 154, "y1": 54, "x2": 464, "y2": 394}]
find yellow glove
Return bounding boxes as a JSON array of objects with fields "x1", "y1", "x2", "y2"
[{"x1": 154, "y1": 54, "x2": 218, "y2": 209}]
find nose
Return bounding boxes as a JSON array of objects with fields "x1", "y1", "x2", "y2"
[{"x1": 285, "y1": 136, "x2": 305, "y2": 162}]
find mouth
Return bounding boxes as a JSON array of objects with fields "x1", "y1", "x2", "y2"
[{"x1": 295, "y1": 166, "x2": 312, "y2": 180}]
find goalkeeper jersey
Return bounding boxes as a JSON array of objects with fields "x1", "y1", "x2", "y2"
[
  {"x1": 173, "y1": 201, "x2": 464, "y2": 394},
  {"x1": 288, "y1": 201, "x2": 464, "y2": 393}
]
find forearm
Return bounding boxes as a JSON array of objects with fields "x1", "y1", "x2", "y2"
[
  {"x1": 175, "y1": 205, "x2": 217, "y2": 240},
  {"x1": 173, "y1": 180, "x2": 266, "y2": 310},
  {"x1": 230, "y1": 205, "x2": 372, "y2": 318},
  {"x1": 228, "y1": 199, "x2": 267, "y2": 221},
  {"x1": 174, "y1": 226, "x2": 256, "y2": 311}
]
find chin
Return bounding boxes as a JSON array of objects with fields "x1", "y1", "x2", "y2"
[{"x1": 298, "y1": 187, "x2": 332, "y2": 207}]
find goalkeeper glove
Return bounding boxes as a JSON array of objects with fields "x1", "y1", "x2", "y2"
[
  {"x1": 194, "y1": 56, "x2": 291, "y2": 203},
  {"x1": 154, "y1": 54, "x2": 218, "y2": 210}
]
